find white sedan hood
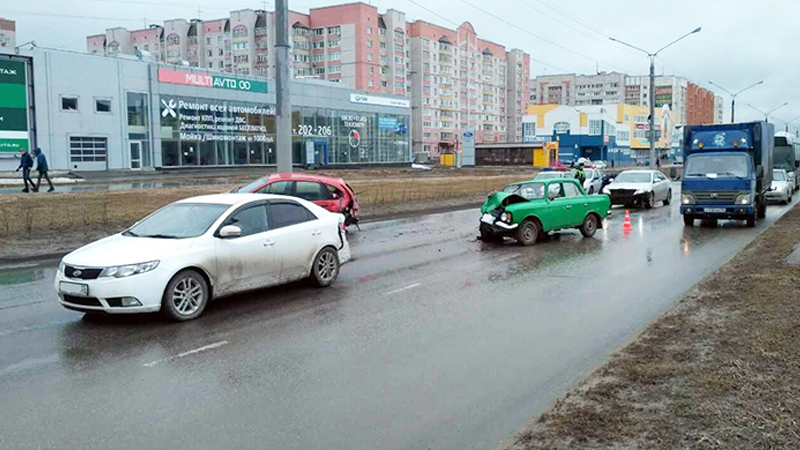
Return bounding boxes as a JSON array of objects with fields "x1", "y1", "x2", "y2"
[
  {"x1": 63, "y1": 234, "x2": 196, "y2": 268},
  {"x1": 606, "y1": 182, "x2": 651, "y2": 191}
]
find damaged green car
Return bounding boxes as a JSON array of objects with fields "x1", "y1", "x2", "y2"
[{"x1": 479, "y1": 179, "x2": 611, "y2": 246}]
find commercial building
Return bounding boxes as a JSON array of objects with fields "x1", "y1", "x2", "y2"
[
  {"x1": 523, "y1": 103, "x2": 672, "y2": 164},
  {"x1": 0, "y1": 47, "x2": 411, "y2": 172},
  {"x1": 0, "y1": 17, "x2": 15, "y2": 52},
  {"x1": 85, "y1": 2, "x2": 530, "y2": 159}
]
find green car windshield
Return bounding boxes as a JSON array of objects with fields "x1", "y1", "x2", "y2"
[{"x1": 502, "y1": 182, "x2": 546, "y2": 200}]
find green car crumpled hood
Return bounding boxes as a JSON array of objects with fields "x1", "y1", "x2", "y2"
[{"x1": 481, "y1": 191, "x2": 529, "y2": 213}]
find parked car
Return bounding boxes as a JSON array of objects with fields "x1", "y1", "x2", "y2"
[
  {"x1": 583, "y1": 168, "x2": 604, "y2": 195},
  {"x1": 234, "y1": 173, "x2": 360, "y2": 226},
  {"x1": 603, "y1": 170, "x2": 672, "y2": 208},
  {"x1": 479, "y1": 179, "x2": 611, "y2": 246},
  {"x1": 592, "y1": 161, "x2": 608, "y2": 169},
  {"x1": 54, "y1": 194, "x2": 350, "y2": 321},
  {"x1": 534, "y1": 170, "x2": 575, "y2": 181},
  {"x1": 767, "y1": 169, "x2": 794, "y2": 205}
]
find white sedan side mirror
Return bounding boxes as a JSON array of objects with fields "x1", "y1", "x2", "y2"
[{"x1": 219, "y1": 225, "x2": 242, "y2": 239}]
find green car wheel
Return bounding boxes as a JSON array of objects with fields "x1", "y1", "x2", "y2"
[
  {"x1": 515, "y1": 220, "x2": 539, "y2": 246},
  {"x1": 580, "y1": 214, "x2": 598, "y2": 238}
]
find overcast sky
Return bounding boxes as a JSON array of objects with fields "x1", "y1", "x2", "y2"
[{"x1": 11, "y1": 0, "x2": 800, "y2": 130}]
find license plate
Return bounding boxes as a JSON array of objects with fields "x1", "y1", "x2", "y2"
[
  {"x1": 60, "y1": 281, "x2": 89, "y2": 296},
  {"x1": 481, "y1": 213, "x2": 495, "y2": 225},
  {"x1": 705, "y1": 208, "x2": 726, "y2": 213}
]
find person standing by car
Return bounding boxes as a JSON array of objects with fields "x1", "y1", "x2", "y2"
[
  {"x1": 15, "y1": 148, "x2": 34, "y2": 193},
  {"x1": 574, "y1": 163, "x2": 586, "y2": 186},
  {"x1": 33, "y1": 147, "x2": 55, "y2": 192}
]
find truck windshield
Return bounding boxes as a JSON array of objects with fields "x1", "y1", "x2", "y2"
[
  {"x1": 685, "y1": 154, "x2": 750, "y2": 179},
  {"x1": 774, "y1": 146, "x2": 796, "y2": 171}
]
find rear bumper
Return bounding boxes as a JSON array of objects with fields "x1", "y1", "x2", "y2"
[{"x1": 681, "y1": 205, "x2": 755, "y2": 219}]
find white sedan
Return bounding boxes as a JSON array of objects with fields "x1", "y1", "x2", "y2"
[
  {"x1": 603, "y1": 170, "x2": 672, "y2": 208},
  {"x1": 54, "y1": 194, "x2": 350, "y2": 321}
]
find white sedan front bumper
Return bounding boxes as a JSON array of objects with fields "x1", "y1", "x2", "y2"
[{"x1": 54, "y1": 268, "x2": 171, "y2": 314}]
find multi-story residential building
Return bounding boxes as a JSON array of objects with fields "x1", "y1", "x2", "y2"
[
  {"x1": 0, "y1": 17, "x2": 16, "y2": 52},
  {"x1": 623, "y1": 75, "x2": 689, "y2": 126},
  {"x1": 86, "y1": 2, "x2": 528, "y2": 158},
  {"x1": 714, "y1": 95, "x2": 725, "y2": 124},
  {"x1": 408, "y1": 20, "x2": 529, "y2": 156},
  {"x1": 687, "y1": 82, "x2": 716, "y2": 125},
  {"x1": 529, "y1": 72, "x2": 625, "y2": 106}
]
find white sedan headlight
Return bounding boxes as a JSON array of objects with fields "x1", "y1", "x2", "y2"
[
  {"x1": 100, "y1": 261, "x2": 160, "y2": 278},
  {"x1": 602, "y1": 187, "x2": 611, "y2": 195},
  {"x1": 634, "y1": 189, "x2": 647, "y2": 195},
  {"x1": 735, "y1": 194, "x2": 752, "y2": 205},
  {"x1": 59, "y1": 261, "x2": 66, "y2": 274}
]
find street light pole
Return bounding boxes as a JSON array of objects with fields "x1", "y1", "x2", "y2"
[
  {"x1": 776, "y1": 115, "x2": 800, "y2": 133},
  {"x1": 746, "y1": 102, "x2": 789, "y2": 123},
  {"x1": 610, "y1": 27, "x2": 701, "y2": 167},
  {"x1": 708, "y1": 80, "x2": 764, "y2": 123},
  {"x1": 275, "y1": 0, "x2": 292, "y2": 172}
]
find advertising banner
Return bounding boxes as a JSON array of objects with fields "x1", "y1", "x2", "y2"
[
  {"x1": 160, "y1": 96, "x2": 275, "y2": 144},
  {"x1": 158, "y1": 68, "x2": 268, "y2": 93},
  {"x1": 0, "y1": 59, "x2": 30, "y2": 153}
]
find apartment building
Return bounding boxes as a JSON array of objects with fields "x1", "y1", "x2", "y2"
[
  {"x1": 408, "y1": 21, "x2": 529, "y2": 156},
  {"x1": 0, "y1": 17, "x2": 16, "y2": 53},
  {"x1": 529, "y1": 72, "x2": 625, "y2": 106},
  {"x1": 714, "y1": 95, "x2": 725, "y2": 124},
  {"x1": 623, "y1": 75, "x2": 690, "y2": 125}
]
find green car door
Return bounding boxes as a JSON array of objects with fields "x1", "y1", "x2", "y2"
[
  {"x1": 544, "y1": 181, "x2": 575, "y2": 230},
  {"x1": 561, "y1": 181, "x2": 590, "y2": 226}
]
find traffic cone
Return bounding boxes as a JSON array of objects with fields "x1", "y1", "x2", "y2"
[{"x1": 623, "y1": 210, "x2": 633, "y2": 232}]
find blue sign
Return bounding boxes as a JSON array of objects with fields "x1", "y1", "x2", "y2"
[
  {"x1": 463, "y1": 131, "x2": 474, "y2": 138},
  {"x1": 379, "y1": 117, "x2": 398, "y2": 130}
]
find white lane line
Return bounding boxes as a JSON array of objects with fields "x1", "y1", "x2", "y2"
[
  {"x1": 0, "y1": 262, "x2": 39, "y2": 271},
  {"x1": 143, "y1": 341, "x2": 229, "y2": 368},
  {"x1": 495, "y1": 253, "x2": 522, "y2": 263},
  {"x1": 382, "y1": 283, "x2": 422, "y2": 296}
]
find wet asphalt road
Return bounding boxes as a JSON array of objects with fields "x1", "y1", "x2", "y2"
[{"x1": 1, "y1": 183, "x2": 797, "y2": 450}]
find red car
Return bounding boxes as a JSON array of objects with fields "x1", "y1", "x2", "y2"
[{"x1": 234, "y1": 173, "x2": 360, "y2": 226}]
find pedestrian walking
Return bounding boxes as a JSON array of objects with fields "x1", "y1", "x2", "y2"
[
  {"x1": 33, "y1": 147, "x2": 55, "y2": 192},
  {"x1": 15, "y1": 148, "x2": 34, "y2": 193}
]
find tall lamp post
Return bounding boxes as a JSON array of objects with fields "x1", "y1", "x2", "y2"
[
  {"x1": 746, "y1": 102, "x2": 789, "y2": 123},
  {"x1": 275, "y1": 0, "x2": 292, "y2": 172},
  {"x1": 610, "y1": 27, "x2": 701, "y2": 167},
  {"x1": 774, "y1": 114, "x2": 800, "y2": 134},
  {"x1": 708, "y1": 80, "x2": 764, "y2": 123}
]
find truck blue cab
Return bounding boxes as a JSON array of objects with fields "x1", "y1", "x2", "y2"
[{"x1": 681, "y1": 121, "x2": 774, "y2": 228}]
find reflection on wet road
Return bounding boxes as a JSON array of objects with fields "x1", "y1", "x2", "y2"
[{"x1": 0, "y1": 183, "x2": 796, "y2": 450}]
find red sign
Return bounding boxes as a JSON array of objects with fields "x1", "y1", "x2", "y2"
[{"x1": 158, "y1": 68, "x2": 213, "y2": 88}]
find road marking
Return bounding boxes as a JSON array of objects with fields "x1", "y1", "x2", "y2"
[
  {"x1": 0, "y1": 262, "x2": 39, "y2": 271},
  {"x1": 143, "y1": 341, "x2": 229, "y2": 368},
  {"x1": 382, "y1": 283, "x2": 422, "y2": 296},
  {"x1": 495, "y1": 253, "x2": 522, "y2": 263}
]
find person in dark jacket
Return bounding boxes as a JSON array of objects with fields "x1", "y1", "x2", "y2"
[
  {"x1": 15, "y1": 149, "x2": 34, "y2": 193},
  {"x1": 33, "y1": 147, "x2": 55, "y2": 192}
]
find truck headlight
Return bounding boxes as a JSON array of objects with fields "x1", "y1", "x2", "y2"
[
  {"x1": 682, "y1": 194, "x2": 696, "y2": 205},
  {"x1": 100, "y1": 261, "x2": 160, "y2": 278},
  {"x1": 735, "y1": 194, "x2": 752, "y2": 205}
]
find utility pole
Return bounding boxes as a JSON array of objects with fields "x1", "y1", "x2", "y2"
[
  {"x1": 610, "y1": 27, "x2": 701, "y2": 167},
  {"x1": 709, "y1": 80, "x2": 764, "y2": 123},
  {"x1": 275, "y1": 0, "x2": 292, "y2": 172}
]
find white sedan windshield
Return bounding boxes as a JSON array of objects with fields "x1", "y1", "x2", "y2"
[
  {"x1": 615, "y1": 172, "x2": 652, "y2": 183},
  {"x1": 125, "y1": 203, "x2": 230, "y2": 239}
]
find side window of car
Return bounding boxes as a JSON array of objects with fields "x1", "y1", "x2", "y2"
[
  {"x1": 562, "y1": 182, "x2": 581, "y2": 198},
  {"x1": 269, "y1": 202, "x2": 316, "y2": 230},
  {"x1": 657, "y1": 173, "x2": 667, "y2": 182},
  {"x1": 548, "y1": 183, "x2": 564, "y2": 200},
  {"x1": 266, "y1": 181, "x2": 293, "y2": 195},
  {"x1": 295, "y1": 181, "x2": 328, "y2": 201},
  {"x1": 226, "y1": 205, "x2": 269, "y2": 237},
  {"x1": 326, "y1": 185, "x2": 344, "y2": 200}
]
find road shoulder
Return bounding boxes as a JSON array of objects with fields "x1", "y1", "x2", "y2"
[{"x1": 498, "y1": 203, "x2": 800, "y2": 450}]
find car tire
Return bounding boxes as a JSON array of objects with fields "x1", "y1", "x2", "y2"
[
  {"x1": 644, "y1": 191, "x2": 655, "y2": 209},
  {"x1": 663, "y1": 189, "x2": 672, "y2": 206},
  {"x1": 757, "y1": 199, "x2": 767, "y2": 219},
  {"x1": 515, "y1": 219, "x2": 539, "y2": 246},
  {"x1": 579, "y1": 214, "x2": 598, "y2": 238},
  {"x1": 162, "y1": 270, "x2": 209, "y2": 322},
  {"x1": 588, "y1": 186, "x2": 595, "y2": 195},
  {"x1": 746, "y1": 216, "x2": 756, "y2": 228},
  {"x1": 683, "y1": 215, "x2": 694, "y2": 227},
  {"x1": 310, "y1": 247, "x2": 340, "y2": 288}
]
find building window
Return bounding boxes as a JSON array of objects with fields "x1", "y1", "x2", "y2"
[
  {"x1": 219, "y1": 61, "x2": 224, "y2": 69},
  {"x1": 522, "y1": 122, "x2": 536, "y2": 141},
  {"x1": 368, "y1": 80, "x2": 374, "y2": 87},
  {"x1": 328, "y1": 39, "x2": 339, "y2": 47},
  {"x1": 312, "y1": 41, "x2": 325, "y2": 49},
  {"x1": 218, "y1": 49, "x2": 224, "y2": 56},
  {"x1": 314, "y1": 67, "x2": 325, "y2": 75},
  {"x1": 312, "y1": 28, "x2": 324, "y2": 36},
  {"x1": 554, "y1": 121, "x2": 570, "y2": 135},
  {"x1": 379, "y1": 28, "x2": 387, "y2": 36},
  {"x1": 380, "y1": 66, "x2": 387, "y2": 75},
  {"x1": 367, "y1": 40, "x2": 373, "y2": 48},
  {"x1": 233, "y1": 42, "x2": 249, "y2": 51},
  {"x1": 366, "y1": 26, "x2": 372, "y2": 35},
  {"x1": 381, "y1": 80, "x2": 388, "y2": 87},
  {"x1": 329, "y1": 65, "x2": 341, "y2": 74},
  {"x1": 588, "y1": 120, "x2": 602, "y2": 136},
  {"x1": 327, "y1": 26, "x2": 340, "y2": 35},
  {"x1": 166, "y1": 34, "x2": 180, "y2": 45},
  {"x1": 329, "y1": 52, "x2": 340, "y2": 61},
  {"x1": 314, "y1": 54, "x2": 324, "y2": 62},
  {"x1": 61, "y1": 96, "x2": 79, "y2": 112},
  {"x1": 94, "y1": 98, "x2": 112, "y2": 113},
  {"x1": 367, "y1": 53, "x2": 373, "y2": 61},
  {"x1": 380, "y1": 42, "x2": 387, "y2": 50},
  {"x1": 232, "y1": 25, "x2": 248, "y2": 38},
  {"x1": 369, "y1": 66, "x2": 374, "y2": 74},
  {"x1": 255, "y1": 27, "x2": 267, "y2": 37}
]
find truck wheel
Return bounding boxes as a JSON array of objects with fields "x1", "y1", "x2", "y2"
[
  {"x1": 579, "y1": 214, "x2": 598, "y2": 238},
  {"x1": 746, "y1": 216, "x2": 756, "y2": 228},
  {"x1": 757, "y1": 199, "x2": 767, "y2": 219},
  {"x1": 515, "y1": 220, "x2": 539, "y2": 246},
  {"x1": 683, "y1": 215, "x2": 694, "y2": 227}
]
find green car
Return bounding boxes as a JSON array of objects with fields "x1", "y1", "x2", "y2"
[{"x1": 479, "y1": 178, "x2": 611, "y2": 246}]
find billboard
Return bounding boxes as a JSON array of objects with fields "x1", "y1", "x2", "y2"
[
  {"x1": 158, "y1": 68, "x2": 268, "y2": 93},
  {"x1": 0, "y1": 59, "x2": 30, "y2": 153}
]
